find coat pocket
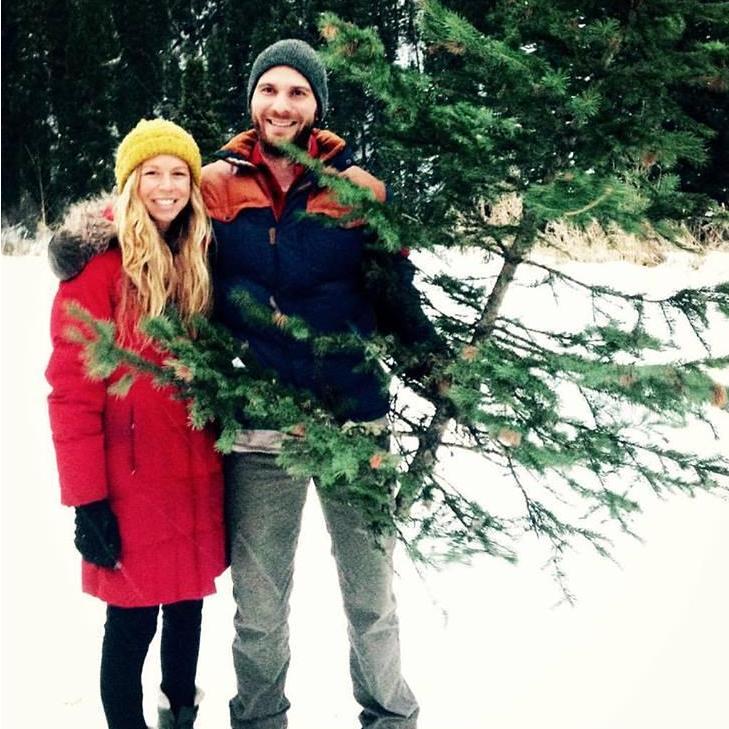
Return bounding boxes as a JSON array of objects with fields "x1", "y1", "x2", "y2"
[{"x1": 104, "y1": 397, "x2": 137, "y2": 478}]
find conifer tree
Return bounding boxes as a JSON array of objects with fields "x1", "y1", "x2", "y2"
[
  {"x1": 75, "y1": 2, "x2": 729, "y2": 582},
  {"x1": 109, "y1": 0, "x2": 172, "y2": 132},
  {"x1": 314, "y1": 0, "x2": 729, "y2": 565},
  {"x1": 2, "y1": 0, "x2": 68, "y2": 222},
  {"x1": 63, "y1": 1, "x2": 120, "y2": 188},
  {"x1": 5, "y1": 0, "x2": 728, "y2": 224},
  {"x1": 177, "y1": 57, "x2": 224, "y2": 154}
]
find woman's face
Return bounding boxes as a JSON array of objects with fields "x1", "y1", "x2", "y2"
[{"x1": 137, "y1": 155, "x2": 191, "y2": 232}]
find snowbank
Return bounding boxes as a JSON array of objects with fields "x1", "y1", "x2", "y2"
[{"x1": 1, "y1": 253, "x2": 728, "y2": 729}]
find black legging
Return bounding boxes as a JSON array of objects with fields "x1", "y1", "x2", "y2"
[{"x1": 100, "y1": 599, "x2": 203, "y2": 729}]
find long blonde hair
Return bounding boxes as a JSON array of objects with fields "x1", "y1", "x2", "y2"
[{"x1": 114, "y1": 165, "x2": 212, "y2": 339}]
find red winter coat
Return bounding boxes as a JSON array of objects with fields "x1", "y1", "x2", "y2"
[{"x1": 46, "y1": 248, "x2": 226, "y2": 607}]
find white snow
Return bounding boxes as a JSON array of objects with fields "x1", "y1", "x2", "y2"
[{"x1": 2, "y1": 251, "x2": 728, "y2": 729}]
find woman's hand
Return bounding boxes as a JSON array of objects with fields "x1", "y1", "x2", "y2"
[{"x1": 73, "y1": 499, "x2": 121, "y2": 568}]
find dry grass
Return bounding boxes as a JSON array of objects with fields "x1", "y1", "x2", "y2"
[
  {"x1": 487, "y1": 193, "x2": 729, "y2": 267},
  {"x1": 539, "y1": 217, "x2": 729, "y2": 266}
]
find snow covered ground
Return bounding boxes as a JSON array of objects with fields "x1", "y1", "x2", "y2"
[{"x1": 2, "y1": 251, "x2": 728, "y2": 729}]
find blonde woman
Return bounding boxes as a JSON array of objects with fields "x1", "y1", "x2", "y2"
[{"x1": 46, "y1": 119, "x2": 225, "y2": 729}]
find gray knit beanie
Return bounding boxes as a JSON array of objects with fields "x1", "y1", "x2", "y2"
[{"x1": 247, "y1": 39, "x2": 328, "y2": 120}]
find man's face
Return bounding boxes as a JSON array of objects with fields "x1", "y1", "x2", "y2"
[{"x1": 250, "y1": 66, "x2": 317, "y2": 155}]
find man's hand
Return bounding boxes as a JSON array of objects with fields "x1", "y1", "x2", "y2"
[
  {"x1": 73, "y1": 499, "x2": 121, "y2": 568},
  {"x1": 338, "y1": 166, "x2": 387, "y2": 202}
]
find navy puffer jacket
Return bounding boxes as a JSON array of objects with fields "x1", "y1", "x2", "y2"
[{"x1": 202, "y1": 129, "x2": 438, "y2": 423}]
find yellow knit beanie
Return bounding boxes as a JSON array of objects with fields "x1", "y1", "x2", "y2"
[{"x1": 114, "y1": 118, "x2": 202, "y2": 190}]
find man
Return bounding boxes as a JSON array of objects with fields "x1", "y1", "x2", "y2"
[{"x1": 201, "y1": 39, "x2": 436, "y2": 729}]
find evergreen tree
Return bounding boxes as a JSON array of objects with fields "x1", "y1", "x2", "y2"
[
  {"x1": 314, "y1": 0, "x2": 729, "y2": 568},
  {"x1": 109, "y1": 0, "x2": 172, "y2": 133},
  {"x1": 72, "y1": 2, "x2": 729, "y2": 586},
  {"x1": 673, "y1": 2, "x2": 729, "y2": 202},
  {"x1": 50, "y1": 0, "x2": 120, "y2": 199},
  {"x1": 201, "y1": 0, "x2": 274, "y2": 139},
  {"x1": 4, "y1": 0, "x2": 727, "y2": 222},
  {"x1": 2, "y1": 0, "x2": 61, "y2": 223},
  {"x1": 2, "y1": 0, "x2": 122, "y2": 220},
  {"x1": 177, "y1": 57, "x2": 225, "y2": 154}
]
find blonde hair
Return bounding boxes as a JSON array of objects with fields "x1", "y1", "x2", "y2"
[{"x1": 114, "y1": 166, "x2": 212, "y2": 340}]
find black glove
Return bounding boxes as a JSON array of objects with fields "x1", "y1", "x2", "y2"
[{"x1": 74, "y1": 499, "x2": 121, "y2": 568}]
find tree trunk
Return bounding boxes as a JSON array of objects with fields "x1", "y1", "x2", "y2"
[{"x1": 395, "y1": 214, "x2": 538, "y2": 514}]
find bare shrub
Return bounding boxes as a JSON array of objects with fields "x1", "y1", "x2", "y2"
[{"x1": 1, "y1": 219, "x2": 51, "y2": 256}]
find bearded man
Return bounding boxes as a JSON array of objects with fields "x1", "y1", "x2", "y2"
[{"x1": 202, "y1": 39, "x2": 435, "y2": 729}]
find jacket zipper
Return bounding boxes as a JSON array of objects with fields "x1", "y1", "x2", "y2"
[
  {"x1": 129, "y1": 407, "x2": 137, "y2": 474},
  {"x1": 268, "y1": 179, "x2": 310, "y2": 317}
]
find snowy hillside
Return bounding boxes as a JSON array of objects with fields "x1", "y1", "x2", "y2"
[{"x1": 2, "y1": 251, "x2": 728, "y2": 729}]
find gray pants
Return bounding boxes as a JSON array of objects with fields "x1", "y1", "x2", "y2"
[{"x1": 225, "y1": 452, "x2": 419, "y2": 729}]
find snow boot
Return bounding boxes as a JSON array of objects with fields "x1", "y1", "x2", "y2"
[{"x1": 157, "y1": 688, "x2": 203, "y2": 729}]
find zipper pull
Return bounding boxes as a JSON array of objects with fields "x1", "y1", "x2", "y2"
[{"x1": 269, "y1": 295, "x2": 288, "y2": 328}]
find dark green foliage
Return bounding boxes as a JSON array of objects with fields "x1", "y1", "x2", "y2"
[
  {"x1": 3, "y1": 0, "x2": 120, "y2": 223},
  {"x1": 3, "y1": 0, "x2": 727, "y2": 221},
  {"x1": 2, "y1": 0, "x2": 421, "y2": 220},
  {"x1": 305, "y1": 1, "x2": 729, "y2": 574},
  {"x1": 177, "y1": 57, "x2": 226, "y2": 154},
  {"x1": 66, "y1": 302, "x2": 400, "y2": 536},
  {"x1": 108, "y1": 0, "x2": 171, "y2": 131}
]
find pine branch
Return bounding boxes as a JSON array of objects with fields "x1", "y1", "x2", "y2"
[{"x1": 396, "y1": 214, "x2": 540, "y2": 513}]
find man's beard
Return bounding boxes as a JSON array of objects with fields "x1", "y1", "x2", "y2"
[{"x1": 255, "y1": 120, "x2": 314, "y2": 158}]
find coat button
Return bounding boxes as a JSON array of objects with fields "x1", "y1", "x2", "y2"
[{"x1": 268, "y1": 227, "x2": 277, "y2": 245}]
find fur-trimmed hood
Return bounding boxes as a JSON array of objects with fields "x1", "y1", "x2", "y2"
[{"x1": 48, "y1": 193, "x2": 117, "y2": 281}]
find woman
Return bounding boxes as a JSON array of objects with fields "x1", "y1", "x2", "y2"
[{"x1": 46, "y1": 119, "x2": 226, "y2": 729}]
